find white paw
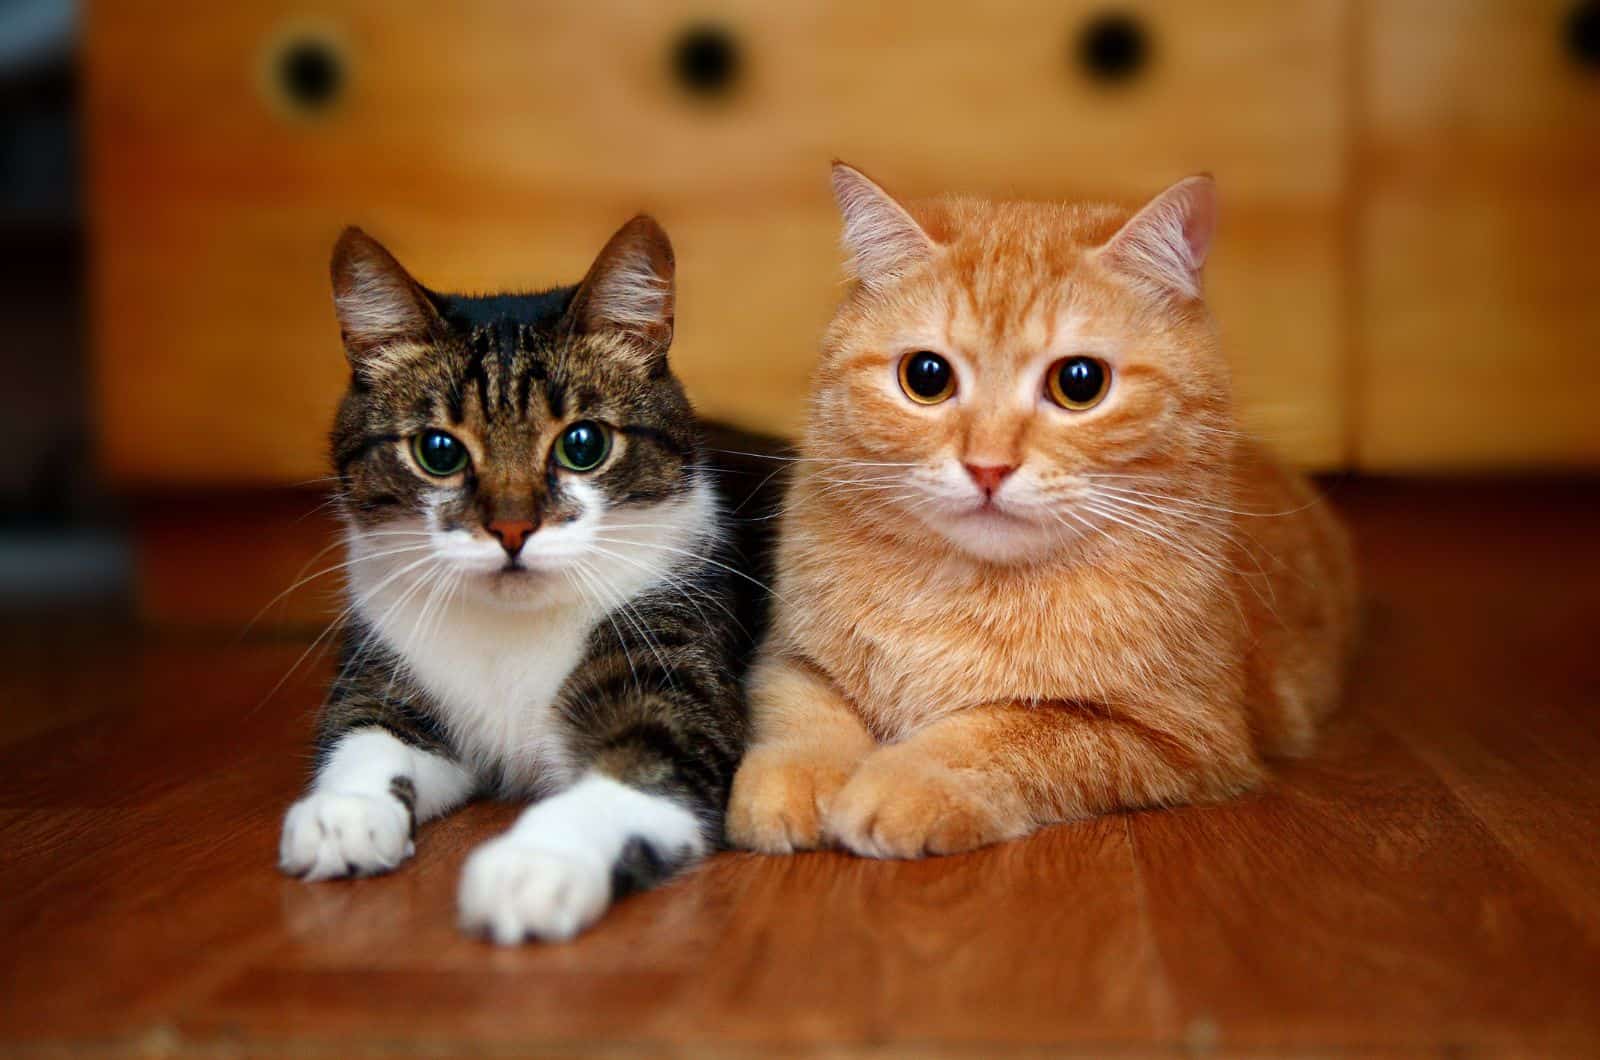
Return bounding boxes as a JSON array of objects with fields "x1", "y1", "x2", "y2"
[
  {"x1": 278, "y1": 791, "x2": 413, "y2": 881},
  {"x1": 457, "y1": 835, "x2": 610, "y2": 945}
]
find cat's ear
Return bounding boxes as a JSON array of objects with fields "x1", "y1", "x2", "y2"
[
  {"x1": 565, "y1": 215, "x2": 675, "y2": 351},
  {"x1": 831, "y1": 161, "x2": 936, "y2": 290},
  {"x1": 330, "y1": 227, "x2": 446, "y2": 367},
  {"x1": 1093, "y1": 175, "x2": 1217, "y2": 300}
]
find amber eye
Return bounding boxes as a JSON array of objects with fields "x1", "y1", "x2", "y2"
[
  {"x1": 898, "y1": 351, "x2": 956, "y2": 404},
  {"x1": 1047, "y1": 356, "x2": 1110, "y2": 410}
]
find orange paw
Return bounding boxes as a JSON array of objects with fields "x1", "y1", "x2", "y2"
[
  {"x1": 726, "y1": 747, "x2": 856, "y2": 854},
  {"x1": 823, "y1": 753, "x2": 1028, "y2": 859}
]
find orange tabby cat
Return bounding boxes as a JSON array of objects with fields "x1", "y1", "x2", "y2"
[{"x1": 726, "y1": 163, "x2": 1357, "y2": 859}]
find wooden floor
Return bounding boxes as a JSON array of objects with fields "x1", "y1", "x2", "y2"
[{"x1": 2, "y1": 479, "x2": 1599, "y2": 1056}]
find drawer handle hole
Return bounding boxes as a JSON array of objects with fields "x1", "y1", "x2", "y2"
[
  {"x1": 1075, "y1": 11, "x2": 1151, "y2": 85},
  {"x1": 268, "y1": 32, "x2": 347, "y2": 117},
  {"x1": 671, "y1": 24, "x2": 741, "y2": 99},
  {"x1": 1567, "y1": 1, "x2": 1600, "y2": 71}
]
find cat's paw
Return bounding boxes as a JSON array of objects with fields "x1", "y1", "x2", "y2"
[
  {"x1": 278, "y1": 791, "x2": 414, "y2": 881},
  {"x1": 457, "y1": 836, "x2": 610, "y2": 945},
  {"x1": 824, "y1": 754, "x2": 1026, "y2": 859},
  {"x1": 726, "y1": 746, "x2": 856, "y2": 853}
]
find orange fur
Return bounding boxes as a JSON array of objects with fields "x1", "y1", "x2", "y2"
[{"x1": 726, "y1": 165, "x2": 1357, "y2": 859}]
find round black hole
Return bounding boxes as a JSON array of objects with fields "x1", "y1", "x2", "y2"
[
  {"x1": 276, "y1": 37, "x2": 344, "y2": 112},
  {"x1": 1075, "y1": 11, "x2": 1151, "y2": 84},
  {"x1": 671, "y1": 24, "x2": 741, "y2": 98},
  {"x1": 1567, "y1": 1, "x2": 1600, "y2": 70}
]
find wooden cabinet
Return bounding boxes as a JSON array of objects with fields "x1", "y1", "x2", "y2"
[
  {"x1": 1356, "y1": 0, "x2": 1600, "y2": 470},
  {"x1": 87, "y1": 2, "x2": 1600, "y2": 483},
  {"x1": 87, "y1": 1, "x2": 1351, "y2": 485}
]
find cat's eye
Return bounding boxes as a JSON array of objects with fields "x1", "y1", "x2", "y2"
[
  {"x1": 554, "y1": 420, "x2": 611, "y2": 472},
  {"x1": 1047, "y1": 356, "x2": 1111, "y2": 411},
  {"x1": 898, "y1": 351, "x2": 955, "y2": 405},
  {"x1": 412, "y1": 429, "x2": 469, "y2": 477}
]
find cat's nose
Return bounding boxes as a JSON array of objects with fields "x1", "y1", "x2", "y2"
[
  {"x1": 963, "y1": 463, "x2": 1017, "y2": 495},
  {"x1": 487, "y1": 519, "x2": 537, "y2": 556}
]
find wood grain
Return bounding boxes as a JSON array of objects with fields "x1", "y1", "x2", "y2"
[
  {"x1": 86, "y1": 0, "x2": 1350, "y2": 487},
  {"x1": 3, "y1": 479, "x2": 1599, "y2": 1054}
]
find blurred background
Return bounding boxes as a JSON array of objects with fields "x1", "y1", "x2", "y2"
[{"x1": 0, "y1": 0, "x2": 1596, "y2": 629}]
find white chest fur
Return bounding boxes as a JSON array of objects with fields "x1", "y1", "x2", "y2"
[
  {"x1": 345, "y1": 568, "x2": 599, "y2": 793},
  {"x1": 340, "y1": 479, "x2": 718, "y2": 793},
  {"x1": 344, "y1": 477, "x2": 720, "y2": 794}
]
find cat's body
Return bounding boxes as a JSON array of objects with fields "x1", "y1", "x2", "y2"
[
  {"x1": 727, "y1": 168, "x2": 1356, "y2": 859},
  {"x1": 280, "y1": 218, "x2": 765, "y2": 942}
]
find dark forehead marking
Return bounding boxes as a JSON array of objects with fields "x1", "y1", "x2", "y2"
[
  {"x1": 432, "y1": 286, "x2": 577, "y2": 331},
  {"x1": 518, "y1": 328, "x2": 553, "y2": 418},
  {"x1": 545, "y1": 374, "x2": 567, "y2": 420},
  {"x1": 495, "y1": 322, "x2": 518, "y2": 413},
  {"x1": 432, "y1": 287, "x2": 576, "y2": 424},
  {"x1": 465, "y1": 330, "x2": 492, "y2": 415}
]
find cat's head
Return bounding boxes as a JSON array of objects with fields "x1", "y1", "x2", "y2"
[
  {"x1": 328, "y1": 217, "x2": 710, "y2": 610},
  {"x1": 809, "y1": 162, "x2": 1232, "y2": 565}
]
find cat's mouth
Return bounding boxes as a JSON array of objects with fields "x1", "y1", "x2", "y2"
[
  {"x1": 962, "y1": 498, "x2": 1026, "y2": 522},
  {"x1": 493, "y1": 562, "x2": 537, "y2": 577}
]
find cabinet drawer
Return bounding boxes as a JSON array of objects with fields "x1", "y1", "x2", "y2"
[
  {"x1": 88, "y1": 0, "x2": 1349, "y2": 486},
  {"x1": 1356, "y1": 0, "x2": 1600, "y2": 469}
]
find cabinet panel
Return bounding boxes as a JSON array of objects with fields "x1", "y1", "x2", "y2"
[
  {"x1": 1357, "y1": 0, "x2": 1600, "y2": 469},
  {"x1": 87, "y1": 1, "x2": 1349, "y2": 485}
]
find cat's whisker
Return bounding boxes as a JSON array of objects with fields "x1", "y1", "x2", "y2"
[
  {"x1": 242, "y1": 542, "x2": 436, "y2": 640},
  {"x1": 567, "y1": 559, "x2": 651, "y2": 696},
  {"x1": 708, "y1": 447, "x2": 920, "y2": 470},
  {"x1": 1086, "y1": 478, "x2": 1323, "y2": 519},
  {"x1": 588, "y1": 535, "x2": 784, "y2": 603},
  {"x1": 406, "y1": 557, "x2": 460, "y2": 650},
  {"x1": 257, "y1": 550, "x2": 440, "y2": 712},
  {"x1": 1079, "y1": 501, "x2": 1224, "y2": 575},
  {"x1": 375, "y1": 558, "x2": 456, "y2": 699},
  {"x1": 583, "y1": 542, "x2": 744, "y2": 634},
  {"x1": 1083, "y1": 485, "x2": 1303, "y2": 587}
]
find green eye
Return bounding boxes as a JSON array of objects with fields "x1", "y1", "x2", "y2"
[
  {"x1": 554, "y1": 420, "x2": 611, "y2": 472},
  {"x1": 412, "y1": 429, "x2": 468, "y2": 477}
]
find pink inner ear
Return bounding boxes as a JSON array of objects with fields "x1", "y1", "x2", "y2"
[
  {"x1": 330, "y1": 228, "x2": 441, "y2": 357},
  {"x1": 1101, "y1": 176, "x2": 1217, "y2": 299},
  {"x1": 1176, "y1": 179, "x2": 1217, "y2": 269},
  {"x1": 831, "y1": 163, "x2": 934, "y2": 289},
  {"x1": 571, "y1": 216, "x2": 676, "y2": 347}
]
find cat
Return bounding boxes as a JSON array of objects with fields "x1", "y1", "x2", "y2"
[
  {"x1": 278, "y1": 216, "x2": 766, "y2": 943},
  {"x1": 726, "y1": 163, "x2": 1357, "y2": 859}
]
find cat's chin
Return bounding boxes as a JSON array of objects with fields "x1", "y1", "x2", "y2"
[
  {"x1": 920, "y1": 506, "x2": 1058, "y2": 566},
  {"x1": 462, "y1": 567, "x2": 581, "y2": 611}
]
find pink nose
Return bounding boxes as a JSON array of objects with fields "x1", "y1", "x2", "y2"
[
  {"x1": 964, "y1": 463, "x2": 1016, "y2": 495},
  {"x1": 487, "y1": 519, "x2": 537, "y2": 555}
]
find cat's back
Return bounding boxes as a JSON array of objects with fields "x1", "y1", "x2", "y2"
[{"x1": 1227, "y1": 439, "x2": 1358, "y2": 754}]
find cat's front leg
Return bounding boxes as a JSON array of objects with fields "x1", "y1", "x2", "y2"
[
  {"x1": 726, "y1": 654, "x2": 877, "y2": 853},
  {"x1": 458, "y1": 773, "x2": 706, "y2": 944},
  {"x1": 825, "y1": 698, "x2": 1261, "y2": 858},
  {"x1": 280, "y1": 727, "x2": 474, "y2": 881},
  {"x1": 458, "y1": 696, "x2": 739, "y2": 945}
]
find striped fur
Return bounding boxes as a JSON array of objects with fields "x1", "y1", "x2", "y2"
[{"x1": 279, "y1": 218, "x2": 767, "y2": 943}]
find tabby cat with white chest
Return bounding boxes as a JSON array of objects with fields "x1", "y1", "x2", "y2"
[{"x1": 278, "y1": 217, "x2": 763, "y2": 943}]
